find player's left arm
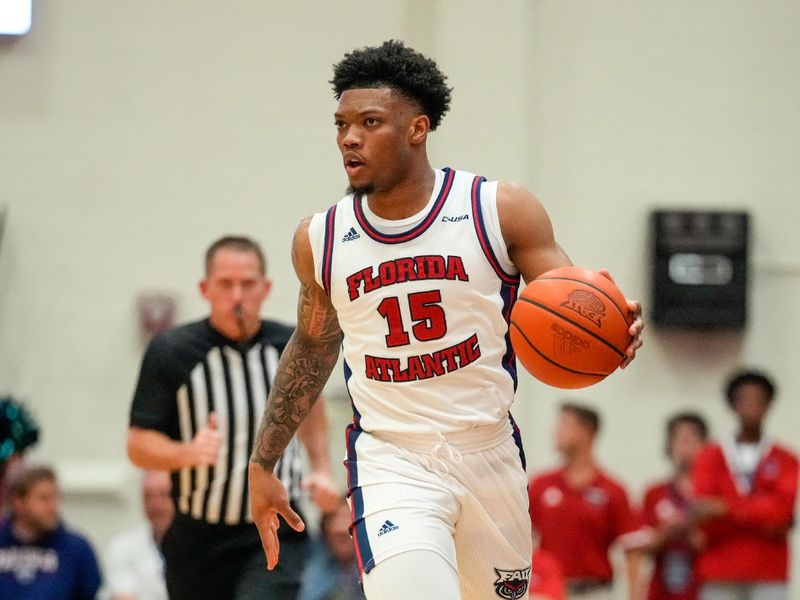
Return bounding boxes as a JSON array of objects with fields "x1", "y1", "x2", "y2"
[
  {"x1": 497, "y1": 181, "x2": 643, "y2": 366},
  {"x1": 296, "y1": 395, "x2": 341, "y2": 513}
]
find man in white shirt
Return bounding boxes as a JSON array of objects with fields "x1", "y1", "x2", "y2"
[{"x1": 104, "y1": 470, "x2": 173, "y2": 600}]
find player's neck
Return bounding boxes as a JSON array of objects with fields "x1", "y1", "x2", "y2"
[
  {"x1": 366, "y1": 163, "x2": 436, "y2": 221},
  {"x1": 736, "y1": 427, "x2": 762, "y2": 444},
  {"x1": 11, "y1": 518, "x2": 43, "y2": 543},
  {"x1": 563, "y1": 450, "x2": 597, "y2": 486},
  {"x1": 209, "y1": 315, "x2": 260, "y2": 343},
  {"x1": 672, "y1": 470, "x2": 693, "y2": 496}
]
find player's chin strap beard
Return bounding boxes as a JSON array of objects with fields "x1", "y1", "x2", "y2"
[{"x1": 234, "y1": 304, "x2": 251, "y2": 352}]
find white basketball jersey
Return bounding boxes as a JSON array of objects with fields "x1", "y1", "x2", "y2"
[{"x1": 308, "y1": 168, "x2": 521, "y2": 434}]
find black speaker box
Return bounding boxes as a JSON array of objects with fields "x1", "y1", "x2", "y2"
[{"x1": 651, "y1": 210, "x2": 749, "y2": 328}]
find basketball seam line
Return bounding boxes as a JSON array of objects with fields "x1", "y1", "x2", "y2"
[
  {"x1": 534, "y1": 276, "x2": 630, "y2": 323},
  {"x1": 516, "y1": 297, "x2": 627, "y2": 358},
  {"x1": 510, "y1": 321, "x2": 608, "y2": 378}
]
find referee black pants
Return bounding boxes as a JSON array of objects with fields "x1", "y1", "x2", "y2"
[{"x1": 162, "y1": 514, "x2": 309, "y2": 600}]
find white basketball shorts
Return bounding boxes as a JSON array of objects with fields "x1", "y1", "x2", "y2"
[{"x1": 344, "y1": 415, "x2": 533, "y2": 600}]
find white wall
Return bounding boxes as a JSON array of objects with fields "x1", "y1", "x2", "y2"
[{"x1": 1, "y1": 0, "x2": 799, "y2": 594}]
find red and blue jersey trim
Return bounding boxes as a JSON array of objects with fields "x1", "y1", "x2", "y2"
[
  {"x1": 342, "y1": 360, "x2": 374, "y2": 574},
  {"x1": 321, "y1": 205, "x2": 337, "y2": 296},
  {"x1": 471, "y1": 175, "x2": 521, "y2": 388},
  {"x1": 353, "y1": 167, "x2": 455, "y2": 244},
  {"x1": 509, "y1": 412, "x2": 527, "y2": 471},
  {"x1": 470, "y1": 175, "x2": 520, "y2": 285}
]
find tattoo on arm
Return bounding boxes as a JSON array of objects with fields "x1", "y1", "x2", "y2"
[{"x1": 250, "y1": 283, "x2": 342, "y2": 471}]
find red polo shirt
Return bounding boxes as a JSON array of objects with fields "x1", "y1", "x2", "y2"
[
  {"x1": 642, "y1": 480, "x2": 699, "y2": 600},
  {"x1": 529, "y1": 468, "x2": 641, "y2": 582},
  {"x1": 530, "y1": 549, "x2": 566, "y2": 599},
  {"x1": 692, "y1": 440, "x2": 798, "y2": 583}
]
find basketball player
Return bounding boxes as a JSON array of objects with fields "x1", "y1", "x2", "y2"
[
  {"x1": 127, "y1": 236, "x2": 340, "y2": 600},
  {"x1": 248, "y1": 41, "x2": 644, "y2": 600}
]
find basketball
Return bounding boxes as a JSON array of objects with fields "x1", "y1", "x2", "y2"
[{"x1": 510, "y1": 267, "x2": 632, "y2": 389}]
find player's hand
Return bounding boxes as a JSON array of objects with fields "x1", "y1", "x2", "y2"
[
  {"x1": 186, "y1": 413, "x2": 222, "y2": 467},
  {"x1": 248, "y1": 462, "x2": 305, "y2": 570},
  {"x1": 689, "y1": 497, "x2": 729, "y2": 522},
  {"x1": 598, "y1": 269, "x2": 644, "y2": 368},
  {"x1": 302, "y1": 471, "x2": 342, "y2": 514}
]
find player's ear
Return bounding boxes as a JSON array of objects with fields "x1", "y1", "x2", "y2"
[
  {"x1": 199, "y1": 278, "x2": 210, "y2": 299},
  {"x1": 261, "y1": 279, "x2": 273, "y2": 301},
  {"x1": 409, "y1": 115, "x2": 429, "y2": 145}
]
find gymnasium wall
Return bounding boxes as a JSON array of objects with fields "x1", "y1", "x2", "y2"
[{"x1": 1, "y1": 0, "x2": 798, "y2": 594}]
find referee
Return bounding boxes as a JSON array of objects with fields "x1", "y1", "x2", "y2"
[{"x1": 127, "y1": 236, "x2": 338, "y2": 600}]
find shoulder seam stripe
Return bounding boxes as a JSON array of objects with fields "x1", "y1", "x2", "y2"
[
  {"x1": 470, "y1": 176, "x2": 519, "y2": 284},
  {"x1": 321, "y1": 205, "x2": 337, "y2": 296}
]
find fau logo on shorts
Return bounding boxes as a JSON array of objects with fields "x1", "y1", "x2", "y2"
[{"x1": 493, "y1": 566, "x2": 530, "y2": 600}]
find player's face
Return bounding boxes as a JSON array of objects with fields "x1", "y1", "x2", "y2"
[
  {"x1": 555, "y1": 412, "x2": 591, "y2": 455},
  {"x1": 731, "y1": 383, "x2": 771, "y2": 431},
  {"x1": 200, "y1": 248, "x2": 272, "y2": 338},
  {"x1": 668, "y1": 422, "x2": 705, "y2": 470},
  {"x1": 334, "y1": 87, "x2": 423, "y2": 195},
  {"x1": 12, "y1": 479, "x2": 61, "y2": 535}
]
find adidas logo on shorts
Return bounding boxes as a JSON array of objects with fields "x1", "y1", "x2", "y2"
[
  {"x1": 377, "y1": 519, "x2": 399, "y2": 536},
  {"x1": 342, "y1": 227, "x2": 361, "y2": 242}
]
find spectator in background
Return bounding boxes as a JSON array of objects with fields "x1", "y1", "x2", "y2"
[
  {"x1": 103, "y1": 470, "x2": 173, "y2": 600},
  {"x1": 692, "y1": 371, "x2": 799, "y2": 600},
  {"x1": 0, "y1": 396, "x2": 39, "y2": 514},
  {"x1": 0, "y1": 465, "x2": 101, "y2": 600},
  {"x1": 299, "y1": 499, "x2": 366, "y2": 600},
  {"x1": 530, "y1": 547, "x2": 566, "y2": 600},
  {"x1": 637, "y1": 413, "x2": 709, "y2": 600},
  {"x1": 529, "y1": 403, "x2": 644, "y2": 600}
]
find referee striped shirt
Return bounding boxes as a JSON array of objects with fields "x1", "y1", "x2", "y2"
[{"x1": 130, "y1": 319, "x2": 302, "y2": 526}]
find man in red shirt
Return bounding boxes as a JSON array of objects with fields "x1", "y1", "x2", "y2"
[
  {"x1": 637, "y1": 412, "x2": 709, "y2": 600},
  {"x1": 530, "y1": 548, "x2": 566, "y2": 600},
  {"x1": 692, "y1": 370, "x2": 798, "y2": 600},
  {"x1": 529, "y1": 403, "x2": 644, "y2": 600}
]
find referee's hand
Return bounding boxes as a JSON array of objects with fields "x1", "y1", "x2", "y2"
[
  {"x1": 186, "y1": 413, "x2": 222, "y2": 467},
  {"x1": 249, "y1": 462, "x2": 305, "y2": 570}
]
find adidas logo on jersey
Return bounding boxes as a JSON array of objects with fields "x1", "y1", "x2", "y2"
[
  {"x1": 342, "y1": 227, "x2": 361, "y2": 242},
  {"x1": 442, "y1": 214, "x2": 469, "y2": 222},
  {"x1": 377, "y1": 520, "x2": 399, "y2": 536}
]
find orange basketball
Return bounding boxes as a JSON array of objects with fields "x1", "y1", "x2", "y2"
[{"x1": 510, "y1": 266, "x2": 632, "y2": 389}]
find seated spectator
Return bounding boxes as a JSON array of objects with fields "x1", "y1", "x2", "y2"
[
  {"x1": 0, "y1": 396, "x2": 40, "y2": 514},
  {"x1": 637, "y1": 412, "x2": 709, "y2": 600},
  {"x1": 299, "y1": 499, "x2": 365, "y2": 600},
  {"x1": 529, "y1": 403, "x2": 644, "y2": 600},
  {"x1": 0, "y1": 465, "x2": 101, "y2": 600},
  {"x1": 530, "y1": 547, "x2": 566, "y2": 600},
  {"x1": 692, "y1": 370, "x2": 799, "y2": 600},
  {"x1": 103, "y1": 470, "x2": 173, "y2": 600}
]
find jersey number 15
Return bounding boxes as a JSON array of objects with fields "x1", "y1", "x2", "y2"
[{"x1": 377, "y1": 290, "x2": 448, "y2": 348}]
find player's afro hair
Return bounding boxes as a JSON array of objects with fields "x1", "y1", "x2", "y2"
[{"x1": 331, "y1": 40, "x2": 452, "y2": 131}]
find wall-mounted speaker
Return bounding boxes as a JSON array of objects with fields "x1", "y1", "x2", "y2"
[{"x1": 651, "y1": 210, "x2": 749, "y2": 328}]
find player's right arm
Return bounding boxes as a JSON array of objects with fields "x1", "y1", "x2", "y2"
[
  {"x1": 248, "y1": 216, "x2": 343, "y2": 570},
  {"x1": 498, "y1": 181, "x2": 644, "y2": 366},
  {"x1": 127, "y1": 330, "x2": 223, "y2": 471},
  {"x1": 127, "y1": 415, "x2": 221, "y2": 471}
]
